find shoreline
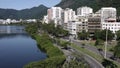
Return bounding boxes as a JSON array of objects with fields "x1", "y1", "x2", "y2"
[{"x1": 24, "y1": 32, "x2": 66, "y2": 68}]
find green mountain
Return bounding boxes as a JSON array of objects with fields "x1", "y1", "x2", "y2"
[
  {"x1": 0, "y1": 5, "x2": 48, "y2": 19},
  {"x1": 56, "y1": 0, "x2": 120, "y2": 15},
  {"x1": 1, "y1": 0, "x2": 120, "y2": 19}
]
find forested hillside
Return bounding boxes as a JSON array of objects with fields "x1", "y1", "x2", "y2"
[
  {"x1": 56, "y1": 0, "x2": 120, "y2": 15},
  {"x1": 0, "y1": 5, "x2": 48, "y2": 19}
]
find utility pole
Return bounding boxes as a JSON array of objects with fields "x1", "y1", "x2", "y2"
[{"x1": 104, "y1": 29, "x2": 108, "y2": 59}]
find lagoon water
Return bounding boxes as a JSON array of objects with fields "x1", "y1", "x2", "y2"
[{"x1": 0, "y1": 26, "x2": 46, "y2": 68}]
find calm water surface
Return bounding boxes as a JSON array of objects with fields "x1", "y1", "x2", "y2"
[{"x1": 0, "y1": 26, "x2": 46, "y2": 68}]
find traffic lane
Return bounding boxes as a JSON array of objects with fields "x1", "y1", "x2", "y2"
[{"x1": 70, "y1": 47, "x2": 104, "y2": 68}]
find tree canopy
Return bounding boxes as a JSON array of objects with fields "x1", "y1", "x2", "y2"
[
  {"x1": 57, "y1": 0, "x2": 120, "y2": 15},
  {"x1": 93, "y1": 29, "x2": 114, "y2": 41},
  {"x1": 102, "y1": 59, "x2": 117, "y2": 68},
  {"x1": 100, "y1": 30, "x2": 114, "y2": 41},
  {"x1": 77, "y1": 30, "x2": 89, "y2": 40},
  {"x1": 41, "y1": 23, "x2": 69, "y2": 37},
  {"x1": 116, "y1": 30, "x2": 120, "y2": 40},
  {"x1": 114, "y1": 40, "x2": 120, "y2": 58}
]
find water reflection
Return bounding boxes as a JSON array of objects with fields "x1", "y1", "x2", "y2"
[
  {"x1": 0, "y1": 25, "x2": 26, "y2": 34},
  {"x1": 0, "y1": 25, "x2": 47, "y2": 68},
  {"x1": 0, "y1": 25, "x2": 28, "y2": 39},
  {"x1": 0, "y1": 33, "x2": 29, "y2": 39}
]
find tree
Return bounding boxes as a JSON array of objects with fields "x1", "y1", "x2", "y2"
[
  {"x1": 95, "y1": 39, "x2": 99, "y2": 46},
  {"x1": 100, "y1": 29, "x2": 114, "y2": 41},
  {"x1": 114, "y1": 40, "x2": 120, "y2": 58},
  {"x1": 116, "y1": 30, "x2": 120, "y2": 40},
  {"x1": 60, "y1": 41, "x2": 70, "y2": 49},
  {"x1": 94, "y1": 30, "x2": 101, "y2": 40},
  {"x1": 102, "y1": 59, "x2": 117, "y2": 68},
  {"x1": 41, "y1": 23, "x2": 69, "y2": 37},
  {"x1": 25, "y1": 23, "x2": 38, "y2": 35},
  {"x1": 77, "y1": 31, "x2": 89, "y2": 40},
  {"x1": 95, "y1": 39, "x2": 104, "y2": 46},
  {"x1": 53, "y1": 25, "x2": 69, "y2": 37}
]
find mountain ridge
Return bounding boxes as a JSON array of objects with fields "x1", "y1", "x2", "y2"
[
  {"x1": 56, "y1": 0, "x2": 120, "y2": 15},
  {"x1": 0, "y1": 5, "x2": 48, "y2": 19},
  {"x1": 1, "y1": 0, "x2": 120, "y2": 19}
]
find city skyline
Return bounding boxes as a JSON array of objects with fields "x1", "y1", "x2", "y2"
[{"x1": 0, "y1": 0, "x2": 61, "y2": 10}]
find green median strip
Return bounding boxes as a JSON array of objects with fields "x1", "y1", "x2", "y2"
[
  {"x1": 70, "y1": 44, "x2": 104, "y2": 62},
  {"x1": 109, "y1": 59, "x2": 120, "y2": 68},
  {"x1": 70, "y1": 43, "x2": 120, "y2": 68}
]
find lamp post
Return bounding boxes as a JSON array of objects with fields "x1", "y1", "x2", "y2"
[{"x1": 104, "y1": 29, "x2": 108, "y2": 59}]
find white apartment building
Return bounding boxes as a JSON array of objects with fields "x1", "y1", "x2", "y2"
[
  {"x1": 47, "y1": 7, "x2": 63, "y2": 25},
  {"x1": 26, "y1": 19, "x2": 36, "y2": 23},
  {"x1": 67, "y1": 21, "x2": 77, "y2": 36},
  {"x1": 77, "y1": 6, "x2": 93, "y2": 16},
  {"x1": 6, "y1": 19, "x2": 11, "y2": 24},
  {"x1": 101, "y1": 7, "x2": 116, "y2": 22},
  {"x1": 102, "y1": 22, "x2": 120, "y2": 33},
  {"x1": 43, "y1": 15, "x2": 49, "y2": 24},
  {"x1": 0, "y1": 19, "x2": 21, "y2": 24},
  {"x1": 63, "y1": 8, "x2": 76, "y2": 29},
  {"x1": 67, "y1": 21, "x2": 83, "y2": 38},
  {"x1": 64, "y1": 8, "x2": 76, "y2": 23},
  {"x1": 76, "y1": 15, "x2": 88, "y2": 32},
  {"x1": 100, "y1": 7, "x2": 119, "y2": 33}
]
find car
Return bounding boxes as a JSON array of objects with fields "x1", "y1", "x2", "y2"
[
  {"x1": 98, "y1": 48, "x2": 103, "y2": 51},
  {"x1": 110, "y1": 56, "x2": 117, "y2": 60}
]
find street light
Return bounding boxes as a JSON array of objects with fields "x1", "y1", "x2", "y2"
[{"x1": 104, "y1": 28, "x2": 108, "y2": 59}]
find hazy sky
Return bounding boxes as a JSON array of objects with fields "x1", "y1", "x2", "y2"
[{"x1": 0, "y1": 0, "x2": 61, "y2": 10}]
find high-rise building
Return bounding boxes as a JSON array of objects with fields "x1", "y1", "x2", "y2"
[
  {"x1": 77, "y1": 6, "x2": 93, "y2": 16},
  {"x1": 67, "y1": 20, "x2": 88, "y2": 39},
  {"x1": 67, "y1": 21, "x2": 79, "y2": 38},
  {"x1": 101, "y1": 7, "x2": 116, "y2": 22},
  {"x1": 64, "y1": 8, "x2": 76, "y2": 23},
  {"x1": 88, "y1": 16, "x2": 101, "y2": 34},
  {"x1": 63, "y1": 8, "x2": 76, "y2": 29},
  {"x1": 47, "y1": 7, "x2": 63, "y2": 25},
  {"x1": 76, "y1": 16, "x2": 88, "y2": 32}
]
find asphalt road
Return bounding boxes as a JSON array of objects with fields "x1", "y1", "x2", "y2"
[
  {"x1": 71, "y1": 40, "x2": 120, "y2": 65},
  {"x1": 59, "y1": 39, "x2": 104, "y2": 68},
  {"x1": 70, "y1": 47, "x2": 104, "y2": 68},
  {"x1": 72, "y1": 40, "x2": 113, "y2": 59}
]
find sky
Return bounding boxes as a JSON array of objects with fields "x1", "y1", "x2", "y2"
[{"x1": 0, "y1": 0, "x2": 61, "y2": 10}]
